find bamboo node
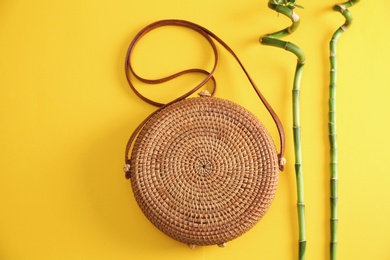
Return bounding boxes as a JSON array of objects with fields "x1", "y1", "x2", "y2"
[
  {"x1": 338, "y1": 4, "x2": 347, "y2": 13},
  {"x1": 291, "y1": 11, "x2": 300, "y2": 22},
  {"x1": 275, "y1": 4, "x2": 281, "y2": 14},
  {"x1": 284, "y1": 41, "x2": 290, "y2": 50}
]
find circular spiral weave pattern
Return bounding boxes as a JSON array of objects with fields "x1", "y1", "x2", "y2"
[{"x1": 129, "y1": 95, "x2": 279, "y2": 246}]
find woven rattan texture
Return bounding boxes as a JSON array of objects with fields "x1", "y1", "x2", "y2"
[{"x1": 130, "y1": 95, "x2": 279, "y2": 246}]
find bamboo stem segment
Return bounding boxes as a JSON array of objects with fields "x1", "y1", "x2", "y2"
[
  {"x1": 260, "y1": 1, "x2": 306, "y2": 259},
  {"x1": 329, "y1": 1, "x2": 359, "y2": 259}
]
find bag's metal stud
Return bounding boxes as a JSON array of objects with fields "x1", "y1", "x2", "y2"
[
  {"x1": 218, "y1": 242, "x2": 227, "y2": 248},
  {"x1": 198, "y1": 90, "x2": 211, "y2": 97},
  {"x1": 188, "y1": 244, "x2": 196, "y2": 249},
  {"x1": 280, "y1": 157, "x2": 287, "y2": 166},
  {"x1": 123, "y1": 164, "x2": 131, "y2": 172},
  {"x1": 123, "y1": 164, "x2": 131, "y2": 179}
]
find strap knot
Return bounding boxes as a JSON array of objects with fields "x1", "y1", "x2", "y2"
[
  {"x1": 123, "y1": 164, "x2": 131, "y2": 179},
  {"x1": 279, "y1": 157, "x2": 287, "y2": 171}
]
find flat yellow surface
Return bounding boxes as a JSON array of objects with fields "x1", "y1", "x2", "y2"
[{"x1": 1, "y1": 1, "x2": 389, "y2": 259}]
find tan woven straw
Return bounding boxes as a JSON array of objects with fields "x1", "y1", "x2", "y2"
[
  {"x1": 129, "y1": 92, "x2": 279, "y2": 246},
  {"x1": 123, "y1": 19, "x2": 286, "y2": 247}
]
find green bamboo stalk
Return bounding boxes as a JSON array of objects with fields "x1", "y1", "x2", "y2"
[
  {"x1": 259, "y1": 1, "x2": 306, "y2": 259},
  {"x1": 329, "y1": 1, "x2": 359, "y2": 259}
]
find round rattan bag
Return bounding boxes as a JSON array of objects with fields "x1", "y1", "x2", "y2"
[
  {"x1": 123, "y1": 20, "x2": 286, "y2": 247},
  {"x1": 128, "y1": 92, "x2": 279, "y2": 247}
]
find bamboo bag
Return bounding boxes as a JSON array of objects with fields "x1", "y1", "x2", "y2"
[{"x1": 123, "y1": 20, "x2": 286, "y2": 247}]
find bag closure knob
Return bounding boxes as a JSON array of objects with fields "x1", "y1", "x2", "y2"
[{"x1": 198, "y1": 90, "x2": 211, "y2": 97}]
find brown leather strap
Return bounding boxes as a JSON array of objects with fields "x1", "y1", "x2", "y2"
[{"x1": 125, "y1": 19, "x2": 286, "y2": 171}]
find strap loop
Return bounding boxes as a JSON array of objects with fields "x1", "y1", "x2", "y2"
[
  {"x1": 125, "y1": 20, "x2": 218, "y2": 107},
  {"x1": 125, "y1": 19, "x2": 286, "y2": 171}
]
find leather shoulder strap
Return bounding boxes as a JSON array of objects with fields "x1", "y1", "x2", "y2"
[{"x1": 124, "y1": 19, "x2": 286, "y2": 171}]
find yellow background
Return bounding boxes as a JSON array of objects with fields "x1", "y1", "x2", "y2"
[{"x1": 1, "y1": 0, "x2": 389, "y2": 259}]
